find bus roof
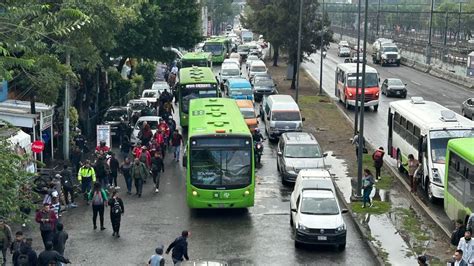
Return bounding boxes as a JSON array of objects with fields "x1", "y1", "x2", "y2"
[
  {"x1": 227, "y1": 78, "x2": 251, "y2": 88},
  {"x1": 389, "y1": 98, "x2": 474, "y2": 133},
  {"x1": 189, "y1": 98, "x2": 251, "y2": 137},
  {"x1": 179, "y1": 67, "x2": 217, "y2": 85},
  {"x1": 448, "y1": 138, "x2": 474, "y2": 163},
  {"x1": 336, "y1": 63, "x2": 377, "y2": 74},
  {"x1": 181, "y1": 52, "x2": 211, "y2": 60}
]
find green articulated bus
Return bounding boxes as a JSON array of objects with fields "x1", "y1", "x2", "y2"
[
  {"x1": 202, "y1": 37, "x2": 230, "y2": 63},
  {"x1": 444, "y1": 138, "x2": 474, "y2": 223},
  {"x1": 178, "y1": 67, "x2": 220, "y2": 128},
  {"x1": 180, "y1": 52, "x2": 212, "y2": 68},
  {"x1": 184, "y1": 97, "x2": 255, "y2": 208}
]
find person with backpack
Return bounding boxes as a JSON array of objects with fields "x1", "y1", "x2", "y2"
[
  {"x1": 37, "y1": 241, "x2": 70, "y2": 266},
  {"x1": 13, "y1": 238, "x2": 37, "y2": 266},
  {"x1": 60, "y1": 164, "x2": 77, "y2": 209},
  {"x1": 372, "y1": 147, "x2": 385, "y2": 180},
  {"x1": 165, "y1": 230, "x2": 190, "y2": 265},
  {"x1": 35, "y1": 203, "x2": 57, "y2": 248},
  {"x1": 131, "y1": 158, "x2": 149, "y2": 198},
  {"x1": 87, "y1": 182, "x2": 108, "y2": 231},
  {"x1": 0, "y1": 218, "x2": 12, "y2": 265},
  {"x1": 148, "y1": 245, "x2": 165, "y2": 266},
  {"x1": 108, "y1": 190, "x2": 124, "y2": 238},
  {"x1": 151, "y1": 151, "x2": 165, "y2": 193},
  {"x1": 108, "y1": 153, "x2": 120, "y2": 189},
  {"x1": 52, "y1": 223, "x2": 68, "y2": 256}
]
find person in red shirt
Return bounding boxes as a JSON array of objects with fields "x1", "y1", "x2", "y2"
[
  {"x1": 35, "y1": 203, "x2": 57, "y2": 248},
  {"x1": 95, "y1": 141, "x2": 110, "y2": 155},
  {"x1": 158, "y1": 119, "x2": 170, "y2": 140}
]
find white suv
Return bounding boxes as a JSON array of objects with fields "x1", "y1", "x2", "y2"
[{"x1": 290, "y1": 185, "x2": 348, "y2": 250}]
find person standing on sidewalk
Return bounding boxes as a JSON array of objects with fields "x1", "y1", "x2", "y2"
[
  {"x1": 148, "y1": 245, "x2": 165, "y2": 266},
  {"x1": 108, "y1": 153, "x2": 120, "y2": 189},
  {"x1": 108, "y1": 190, "x2": 124, "y2": 238},
  {"x1": 77, "y1": 160, "x2": 96, "y2": 204},
  {"x1": 452, "y1": 219, "x2": 466, "y2": 247},
  {"x1": 88, "y1": 182, "x2": 108, "y2": 231},
  {"x1": 151, "y1": 151, "x2": 165, "y2": 193},
  {"x1": 131, "y1": 158, "x2": 148, "y2": 197},
  {"x1": 351, "y1": 131, "x2": 366, "y2": 159},
  {"x1": 170, "y1": 130, "x2": 183, "y2": 162},
  {"x1": 52, "y1": 223, "x2": 68, "y2": 256},
  {"x1": 165, "y1": 230, "x2": 190, "y2": 265},
  {"x1": 372, "y1": 147, "x2": 385, "y2": 180},
  {"x1": 60, "y1": 164, "x2": 77, "y2": 209},
  {"x1": 405, "y1": 154, "x2": 420, "y2": 193},
  {"x1": 362, "y1": 169, "x2": 375, "y2": 208},
  {"x1": 121, "y1": 157, "x2": 133, "y2": 195},
  {"x1": 0, "y1": 218, "x2": 12, "y2": 265},
  {"x1": 457, "y1": 230, "x2": 474, "y2": 265},
  {"x1": 35, "y1": 203, "x2": 57, "y2": 248}
]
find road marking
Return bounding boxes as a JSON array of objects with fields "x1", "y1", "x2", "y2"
[{"x1": 411, "y1": 80, "x2": 421, "y2": 86}]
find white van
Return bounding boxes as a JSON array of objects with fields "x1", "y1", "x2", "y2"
[
  {"x1": 248, "y1": 60, "x2": 267, "y2": 82},
  {"x1": 261, "y1": 95, "x2": 304, "y2": 140}
]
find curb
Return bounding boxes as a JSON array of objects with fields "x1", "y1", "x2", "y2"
[{"x1": 303, "y1": 68, "x2": 384, "y2": 266}]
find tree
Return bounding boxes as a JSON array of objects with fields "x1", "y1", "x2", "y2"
[
  {"x1": 206, "y1": 0, "x2": 238, "y2": 34},
  {"x1": 245, "y1": 0, "x2": 332, "y2": 89}
]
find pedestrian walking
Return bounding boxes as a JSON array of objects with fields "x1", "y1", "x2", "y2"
[
  {"x1": 170, "y1": 130, "x2": 183, "y2": 162},
  {"x1": 151, "y1": 151, "x2": 165, "y2": 193},
  {"x1": 88, "y1": 182, "x2": 108, "y2": 231},
  {"x1": 450, "y1": 249, "x2": 469, "y2": 266},
  {"x1": 52, "y1": 223, "x2": 68, "y2": 256},
  {"x1": 165, "y1": 230, "x2": 190, "y2": 265},
  {"x1": 148, "y1": 245, "x2": 165, "y2": 266},
  {"x1": 108, "y1": 190, "x2": 124, "y2": 238},
  {"x1": 120, "y1": 157, "x2": 133, "y2": 195},
  {"x1": 70, "y1": 146, "x2": 82, "y2": 175},
  {"x1": 37, "y1": 241, "x2": 70, "y2": 266},
  {"x1": 139, "y1": 122, "x2": 153, "y2": 146},
  {"x1": 457, "y1": 230, "x2": 474, "y2": 265},
  {"x1": 131, "y1": 158, "x2": 148, "y2": 197},
  {"x1": 404, "y1": 154, "x2": 420, "y2": 193},
  {"x1": 351, "y1": 131, "x2": 366, "y2": 159},
  {"x1": 372, "y1": 147, "x2": 385, "y2": 180},
  {"x1": 10, "y1": 231, "x2": 25, "y2": 260},
  {"x1": 35, "y1": 203, "x2": 57, "y2": 248},
  {"x1": 120, "y1": 135, "x2": 131, "y2": 160},
  {"x1": 12, "y1": 237, "x2": 37, "y2": 266},
  {"x1": 95, "y1": 156, "x2": 110, "y2": 189},
  {"x1": 452, "y1": 219, "x2": 466, "y2": 247},
  {"x1": 77, "y1": 160, "x2": 96, "y2": 204},
  {"x1": 60, "y1": 164, "x2": 77, "y2": 209},
  {"x1": 0, "y1": 218, "x2": 12, "y2": 265},
  {"x1": 108, "y1": 153, "x2": 120, "y2": 189},
  {"x1": 362, "y1": 169, "x2": 375, "y2": 208}
]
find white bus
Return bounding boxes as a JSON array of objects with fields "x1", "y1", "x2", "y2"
[
  {"x1": 334, "y1": 63, "x2": 380, "y2": 111},
  {"x1": 387, "y1": 97, "x2": 474, "y2": 201}
]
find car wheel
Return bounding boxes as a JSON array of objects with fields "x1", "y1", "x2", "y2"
[
  {"x1": 290, "y1": 212, "x2": 294, "y2": 226},
  {"x1": 373, "y1": 105, "x2": 379, "y2": 112},
  {"x1": 294, "y1": 240, "x2": 301, "y2": 249},
  {"x1": 338, "y1": 243, "x2": 346, "y2": 251},
  {"x1": 402, "y1": 93, "x2": 407, "y2": 99},
  {"x1": 397, "y1": 62, "x2": 401, "y2": 67},
  {"x1": 277, "y1": 160, "x2": 281, "y2": 173},
  {"x1": 462, "y1": 109, "x2": 467, "y2": 118}
]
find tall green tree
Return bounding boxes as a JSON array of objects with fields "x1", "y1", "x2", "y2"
[{"x1": 206, "y1": 0, "x2": 238, "y2": 34}]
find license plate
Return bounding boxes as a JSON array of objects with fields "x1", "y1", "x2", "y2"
[
  {"x1": 396, "y1": 91, "x2": 400, "y2": 94},
  {"x1": 317, "y1": 236, "x2": 327, "y2": 241},
  {"x1": 218, "y1": 203, "x2": 225, "y2": 208}
]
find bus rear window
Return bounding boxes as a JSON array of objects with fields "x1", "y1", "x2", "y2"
[{"x1": 272, "y1": 111, "x2": 300, "y2": 121}]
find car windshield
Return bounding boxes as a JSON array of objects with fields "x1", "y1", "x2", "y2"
[
  {"x1": 383, "y1": 47, "x2": 398, "y2": 53},
  {"x1": 181, "y1": 88, "x2": 217, "y2": 113},
  {"x1": 222, "y1": 68, "x2": 240, "y2": 76},
  {"x1": 284, "y1": 144, "x2": 322, "y2": 158},
  {"x1": 230, "y1": 89, "x2": 252, "y2": 96},
  {"x1": 104, "y1": 110, "x2": 126, "y2": 122},
  {"x1": 255, "y1": 80, "x2": 274, "y2": 87},
  {"x1": 143, "y1": 91, "x2": 157, "y2": 98},
  {"x1": 251, "y1": 66, "x2": 266, "y2": 73},
  {"x1": 272, "y1": 111, "x2": 300, "y2": 121},
  {"x1": 203, "y1": 44, "x2": 224, "y2": 55},
  {"x1": 301, "y1": 196, "x2": 339, "y2": 215},
  {"x1": 129, "y1": 102, "x2": 147, "y2": 110},
  {"x1": 341, "y1": 47, "x2": 350, "y2": 52},
  {"x1": 190, "y1": 149, "x2": 252, "y2": 188},
  {"x1": 238, "y1": 46, "x2": 249, "y2": 52},
  {"x1": 430, "y1": 130, "x2": 474, "y2": 164},
  {"x1": 135, "y1": 120, "x2": 159, "y2": 130},
  {"x1": 240, "y1": 109, "x2": 256, "y2": 119},
  {"x1": 247, "y1": 56, "x2": 258, "y2": 61},
  {"x1": 347, "y1": 73, "x2": 378, "y2": 87},
  {"x1": 388, "y1": 79, "x2": 404, "y2": 86}
]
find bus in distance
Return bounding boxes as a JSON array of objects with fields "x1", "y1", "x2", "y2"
[
  {"x1": 184, "y1": 98, "x2": 255, "y2": 208},
  {"x1": 444, "y1": 138, "x2": 474, "y2": 223},
  {"x1": 178, "y1": 67, "x2": 220, "y2": 128},
  {"x1": 202, "y1": 37, "x2": 231, "y2": 63},
  {"x1": 335, "y1": 63, "x2": 380, "y2": 111},
  {"x1": 180, "y1": 52, "x2": 212, "y2": 68},
  {"x1": 388, "y1": 97, "x2": 474, "y2": 202}
]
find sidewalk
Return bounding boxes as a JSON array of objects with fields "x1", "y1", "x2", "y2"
[{"x1": 266, "y1": 59, "x2": 453, "y2": 265}]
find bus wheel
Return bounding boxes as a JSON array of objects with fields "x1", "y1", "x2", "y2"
[{"x1": 426, "y1": 179, "x2": 435, "y2": 202}]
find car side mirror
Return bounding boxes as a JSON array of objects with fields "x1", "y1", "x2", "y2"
[
  {"x1": 302, "y1": 117, "x2": 305, "y2": 121},
  {"x1": 274, "y1": 84, "x2": 278, "y2": 87},
  {"x1": 277, "y1": 151, "x2": 283, "y2": 156},
  {"x1": 341, "y1": 209, "x2": 349, "y2": 214},
  {"x1": 323, "y1": 152, "x2": 328, "y2": 157}
]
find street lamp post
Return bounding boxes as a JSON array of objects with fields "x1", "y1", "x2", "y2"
[
  {"x1": 354, "y1": 0, "x2": 362, "y2": 136},
  {"x1": 426, "y1": 0, "x2": 434, "y2": 65},
  {"x1": 295, "y1": 0, "x2": 303, "y2": 103},
  {"x1": 376, "y1": 0, "x2": 381, "y2": 37},
  {"x1": 319, "y1": 0, "x2": 325, "y2": 96}
]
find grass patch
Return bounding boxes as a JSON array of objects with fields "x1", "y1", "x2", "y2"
[
  {"x1": 396, "y1": 208, "x2": 431, "y2": 242},
  {"x1": 299, "y1": 95, "x2": 335, "y2": 110},
  {"x1": 360, "y1": 154, "x2": 393, "y2": 190},
  {"x1": 351, "y1": 200, "x2": 391, "y2": 214},
  {"x1": 375, "y1": 175, "x2": 393, "y2": 190}
]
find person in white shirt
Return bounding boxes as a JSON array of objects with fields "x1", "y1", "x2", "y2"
[
  {"x1": 171, "y1": 65, "x2": 178, "y2": 75},
  {"x1": 452, "y1": 249, "x2": 468, "y2": 266},
  {"x1": 457, "y1": 230, "x2": 474, "y2": 265}
]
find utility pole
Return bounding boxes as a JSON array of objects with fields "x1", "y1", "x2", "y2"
[
  {"x1": 354, "y1": 0, "x2": 362, "y2": 136},
  {"x1": 63, "y1": 52, "x2": 71, "y2": 160},
  {"x1": 376, "y1": 0, "x2": 381, "y2": 37},
  {"x1": 426, "y1": 0, "x2": 434, "y2": 65},
  {"x1": 458, "y1": 2, "x2": 462, "y2": 42},
  {"x1": 319, "y1": 0, "x2": 324, "y2": 96},
  {"x1": 295, "y1": 0, "x2": 303, "y2": 103},
  {"x1": 356, "y1": 0, "x2": 369, "y2": 198}
]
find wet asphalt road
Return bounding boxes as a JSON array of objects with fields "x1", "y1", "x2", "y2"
[{"x1": 25, "y1": 62, "x2": 378, "y2": 265}]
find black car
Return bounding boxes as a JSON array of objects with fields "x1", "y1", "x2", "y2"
[
  {"x1": 253, "y1": 77, "x2": 277, "y2": 101},
  {"x1": 102, "y1": 106, "x2": 129, "y2": 137}
]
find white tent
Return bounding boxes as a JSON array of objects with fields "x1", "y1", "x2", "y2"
[{"x1": 8, "y1": 129, "x2": 32, "y2": 152}]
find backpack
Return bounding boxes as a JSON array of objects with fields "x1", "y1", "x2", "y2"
[
  {"x1": 373, "y1": 150, "x2": 383, "y2": 161},
  {"x1": 17, "y1": 253, "x2": 29, "y2": 266},
  {"x1": 111, "y1": 199, "x2": 122, "y2": 215},
  {"x1": 92, "y1": 191, "x2": 104, "y2": 205}
]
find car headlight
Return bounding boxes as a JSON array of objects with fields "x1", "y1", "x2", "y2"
[
  {"x1": 296, "y1": 124, "x2": 303, "y2": 130},
  {"x1": 397, "y1": 54, "x2": 401, "y2": 59},
  {"x1": 348, "y1": 92, "x2": 353, "y2": 97},
  {"x1": 382, "y1": 54, "x2": 387, "y2": 59},
  {"x1": 297, "y1": 223, "x2": 308, "y2": 231},
  {"x1": 432, "y1": 168, "x2": 442, "y2": 184},
  {"x1": 336, "y1": 224, "x2": 346, "y2": 232},
  {"x1": 375, "y1": 91, "x2": 379, "y2": 96}
]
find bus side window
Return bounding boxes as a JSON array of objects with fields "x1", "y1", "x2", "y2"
[{"x1": 399, "y1": 116, "x2": 407, "y2": 139}]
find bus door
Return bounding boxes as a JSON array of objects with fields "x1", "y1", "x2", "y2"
[{"x1": 387, "y1": 108, "x2": 393, "y2": 155}]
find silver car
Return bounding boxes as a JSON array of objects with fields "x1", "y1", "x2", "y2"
[
  {"x1": 277, "y1": 132, "x2": 327, "y2": 184},
  {"x1": 462, "y1": 98, "x2": 474, "y2": 120},
  {"x1": 381, "y1": 78, "x2": 407, "y2": 98}
]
